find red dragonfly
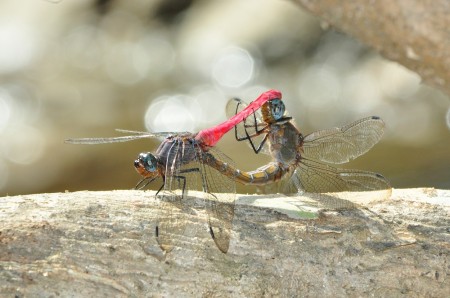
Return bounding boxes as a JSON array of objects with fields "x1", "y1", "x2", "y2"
[
  {"x1": 225, "y1": 97, "x2": 391, "y2": 199},
  {"x1": 65, "y1": 90, "x2": 281, "y2": 253}
]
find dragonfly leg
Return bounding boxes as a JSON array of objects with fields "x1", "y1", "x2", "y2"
[
  {"x1": 171, "y1": 167, "x2": 206, "y2": 199},
  {"x1": 233, "y1": 101, "x2": 254, "y2": 142},
  {"x1": 233, "y1": 103, "x2": 267, "y2": 141},
  {"x1": 233, "y1": 101, "x2": 245, "y2": 141},
  {"x1": 135, "y1": 177, "x2": 157, "y2": 190},
  {"x1": 243, "y1": 123, "x2": 269, "y2": 154},
  {"x1": 232, "y1": 103, "x2": 269, "y2": 153},
  {"x1": 178, "y1": 166, "x2": 212, "y2": 195},
  {"x1": 172, "y1": 175, "x2": 187, "y2": 197},
  {"x1": 155, "y1": 182, "x2": 165, "y2": 196}
]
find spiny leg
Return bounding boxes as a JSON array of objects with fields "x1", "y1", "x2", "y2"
[
  {"x1": 233, "y1": 102, "x2": 267, "y2": 141},
  {"x1": 154, "y1": 176, "x2": 166, "y2": 238},
  {"x1": 231, "y1": 103, "x2": 269, "y2": 154},
  {"x1": 177, "y1": 167, "x2": 208, "y2": 195},
  {"x1": 134, "y1": 177, "x2": 155, "y2": 190},
  {"x1": 243, "y1": 121, "x2": 269, "y2": 154}
]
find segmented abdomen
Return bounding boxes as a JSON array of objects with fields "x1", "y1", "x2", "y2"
[{"x1": 203, "y1": 153, "x2": 286, "y2": 185}]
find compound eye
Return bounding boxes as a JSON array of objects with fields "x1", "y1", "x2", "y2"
[
  {"x1": 271, "y1": 99, "x2": 285, "y2": 120},
  {"x1": 137, "y1": 152, "x2": 158, "y2": 172}
]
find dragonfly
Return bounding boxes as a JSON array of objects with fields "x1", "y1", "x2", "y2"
[
  {"x1": 65, "y1": 89, "x2": 281, "y2": 253},
  {"x1": 224, "y1": 97, "x2": 391, "y2": 199}
]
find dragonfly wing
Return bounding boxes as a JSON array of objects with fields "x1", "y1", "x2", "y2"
[
  {"x1": 225, "y1": 97, "x2": 270, "y2": 155},
  {"x1": 65, "y1": 130, "x2": 192, "y2": 145},
  {"x1": 302, "y1": 116, "x2": 385, "y2": 164},
  {"x1": 155, "y1": 138, "x2": 190, "y2": 252},
  {"x1": 155, "y1": 137, "x2": 235, "y2": 253},
  {"x1": 64, "y1": 133, "x2": 156, "y2": 144},
  {"x1": 200, "y1": 147, "x2": 236, "y2": 253},
  {"x1": 290, "y1": 157, "x2": 391, "y2": 193},
  {"x1": 115, "y1": 129, "x2": 191, "y2": 137}
]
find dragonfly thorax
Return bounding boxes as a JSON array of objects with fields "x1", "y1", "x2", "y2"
[{"x1": 267, "y1": 121, "x2": 301, "y2": 166}]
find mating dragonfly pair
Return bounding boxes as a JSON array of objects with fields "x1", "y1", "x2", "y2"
[{"x1": 66, "y1": 90, "x2": 390, "y2": 253}]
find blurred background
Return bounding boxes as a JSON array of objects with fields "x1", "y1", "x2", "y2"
[{"x1": 0, "y1": 0, "x2": 449, "y2": 196}]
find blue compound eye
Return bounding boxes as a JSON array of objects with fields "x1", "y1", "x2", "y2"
[
  {"x1": 270, "y1": 99, "x2": 285, "y2": 121},
  {"x1": 136, "y1": 152, "x2": 158, "y2": 172}
]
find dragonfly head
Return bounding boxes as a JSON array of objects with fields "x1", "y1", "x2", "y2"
[
  {"x1": 134, "y1": 152, "x2": 160, "y2": 179},
  {"x1": 262, "y1": 98, "x2": 285, "y2": 123}
]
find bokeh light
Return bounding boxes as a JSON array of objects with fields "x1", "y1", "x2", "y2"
[
  {"x1": 2, "y1": 125, "x2": 45, "y2": 165},
  {"x1": 105, "y1": 41, "x2": 150, "y2": 85},
  {"x1": 145, "y1": 94, "x2": 196, "y2": 133},
  {"x1": 297, "y1": 65, "x2": 341, "y2": 108},
  {"x1": 0, "y1": 20, "x2": 38, "y2": 74},
  {"x1": 0, "y1": 0, "x2": 448, "y2": 195},
  {"x1": 377, "y1": 60, "x2": 421, "y2": 99},
  {"x1": 138, "y1": 34, "x2": 175, "y2": 81},
  {"x1": 63, "y1": 25, "x2": 104, "y2": 71},
  {"x1": 188, "y1": 87, "x2": 228, "y2": 127},
  {"x1": 211, "y1": 47, "x2": 255, "y2": 88}
]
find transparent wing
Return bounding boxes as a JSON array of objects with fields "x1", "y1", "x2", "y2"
[
  {"x1": 302, "y1": 116, "x2": 385, "y2": 164},
  {"x1": 225, "y1": 97, "x2": 270, "y2": 155},
  {"x1": 65, "y1": 134, "x2": 155, "y2": 144},
  {"x1": 65, "y1": 130, "x2": 178, "y2": 145},
  {"x1": 287, "y1": 157, "x2": 391, "y2": 194},
  {"x1": 155, "y1": 138, "x2": 191, "y2": 253},
  {"x1": 115, "y1": 129, "x2": 191, "y2": 136},
  {"x1": 155, "y1": 138, "x2": 235, "y2": 253},
  {"x1": 199, "y1": 147, "x2": 236, "y2": 253}
]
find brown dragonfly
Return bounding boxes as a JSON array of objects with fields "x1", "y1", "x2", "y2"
[{"x1": 224, "y1": 97, "x2": 391, "y2": 197}]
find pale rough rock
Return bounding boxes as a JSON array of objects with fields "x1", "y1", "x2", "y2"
[{"x1": 0, "y1": 188, "x2": 449, "y2": 297}]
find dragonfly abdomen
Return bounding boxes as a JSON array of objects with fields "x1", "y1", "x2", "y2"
[
  {"x1": 243, "y1": 162, "x2": 287, "y2": 185},
  {"x1": 203, "y1": 153, "x2": 286, "y2": 185}
]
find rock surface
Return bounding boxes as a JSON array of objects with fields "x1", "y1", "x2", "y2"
[
  {"x1": 293, "y1": 0, "x2": 450, "y2": 95},
  {"x1": 0, "y1": 188, "x2": 449, "y2": 296}
]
